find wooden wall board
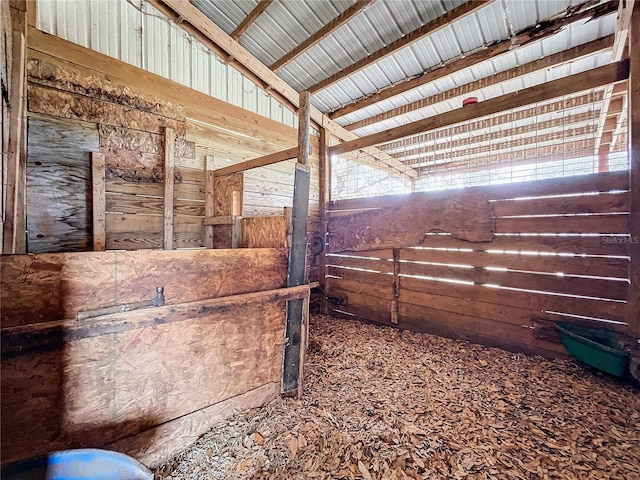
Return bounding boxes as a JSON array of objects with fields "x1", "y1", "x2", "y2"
[
  {"x1": 327, "y1": 191, "x2": 494, "y2": 252},
  {"x1": 325, "y1": 254, "x2": 395, "y2": 274},
  {"x1": 400, "y1": 248, "x2": 629, "y2": 279},
  {"x1": 494, "y1": 214, "x2": 629, "y2": 235},
  {"x1": 400, "y1": 276, "x2": 626, "y2": 323},
  {"x1": 326, "y1": 266, "x2": 393, "y2": 287},
  {"x1": 241, "y1": 215, "x2": 287, "y2": 248},
  {"x1": 0, "y1": 248, "x2": 287, "y2": 327},
  {"x1": 328, "y1": 171, "x2": 629, "y2": 212},
  {"x1": 99, "y1": 125, "x2": 163, "y2": 154},
  {"x1": 1, "y1": 298, "x2": 286, "y2": 465},
  {"x1": 492, "y1": 191, "x2": 630, "y2": 217},
  {"x1": 107, "y1": 382, "x2": 280, "y2": 469},
  {"x1": 26, "y1": 116, "x2": 98, "y2": 253},
  {"x1": 397, "y1": 302, "x2": 566, "y2": 358},
  {"x1": 26, "y1": 52, "x2": 185, "y2": 120},
  {"x1": 91, "y1": 152, "x2": 106, "y2": 251},
  {"x1": 103, "y1": 149, "x2": 164, "y2": 183},
  {"x1": 27, "y1": 84, "x2": 186, "y2": 136}
]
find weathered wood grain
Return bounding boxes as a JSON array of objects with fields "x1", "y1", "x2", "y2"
[
  {"x1": 0, "y1": 248, "x2": 287, "y2": 327},
  {"x1": 327, "y1": 192, "x2": 494, "y2": 252},
  {"x1": 103, "y1": 148, "x2": 164, "y2": 183},
  {"x1": 241, "y1": 214, "x2": 288, "y2": 248},
  {"x1": 212, "y1": 172, "x2": 243, "y2": 248},
  {"x1": 164, "y1": 128, "x2": 175, "y2": 250},
  {"x1": 26, "y1": 116, "x2": 98, "y2": 253},
  {"x1": 91, "y1": 152, "x2": 106, "y2": 251},
  {"x1": 27, "y1": 84, "x2": 186, "y2": 136},
  {"x1": 1, "y1": 298, "x2": 286, "y2": 465},
  {"x1": 99, "y1": 124, "x2": 163, "y2": 154}
]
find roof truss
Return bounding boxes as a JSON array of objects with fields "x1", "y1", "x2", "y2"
[
  {"x1": 330, "y1": 0, "x2": 619, "y2": 120},
  {"x1": 307, "y1": 0, "x2": 493, "y2": 94},
  {"x1": 270, "y1": 0, "x2": 375, "y2": 72},
  {"x1": 231, "y1": 0, "x2": 273, "y2": 40}
]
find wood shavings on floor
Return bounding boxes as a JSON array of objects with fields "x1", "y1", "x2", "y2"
[{"x1": 155, "y1": 314, "x2": 640, "y2": 479}]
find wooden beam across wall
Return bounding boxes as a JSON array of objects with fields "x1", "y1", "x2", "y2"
[
  {"x1": 330, "y1": 0, "x2": 619, "y2": 120},
  {"x1": 155, "y1": 0, "x2": 395, "y2": 164},
  {"x1": 270, "y1": 0, "x2": 375, "y2": 72},
  {"x1": 230, "y1": 0, "x2": 273, "y2": 40},
  {"x1": 282, "y1": 91, "x2": 312, "y2": 397},
  {"x1": 628, "y1": 3, "x2": 640, "y2": 338},
  {"x1": 213, "y1": 146, "x2": 297, "y2": 176},
  {"x1": 345, "y1": 35, "x2": 614, "y2": 131},
  {"x1": 307, "y1": 0, "x2": 493, "y2": 94},
  {"x1": 330, "y1": 60, "x2": 630, "y2": 156},
  {"x1": 164, "y1": 127, "x2": 175, "y2": 250}
]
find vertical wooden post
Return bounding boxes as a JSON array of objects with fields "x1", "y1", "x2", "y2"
[
  {"x1": 283, "y1": 206, "x2": 293, "y2": 248},
  {"x1": 205, "y1": 155, "x2": 215, "y2": 248},
  {"x1": 391, "y1": 248, "x2": 400, "y2": 325},
  {"x1": 318, "y1": 127, "x2": 330, "y2": 314},
  {"x1": 628, "y1": 4, "x2": 640, "y2": 338},
  {"x1": 164, "y1": 127, "x2": 175, "y2": 250},
  {"x1": 91, "y1": 152, "x2": 106, "y2": 251},
  {"x1": 2, "y1": 3, "x2": 26, "y2": 254},
  {"x1": 231, "y1": 190, "x2": 242, "y2": 248},
  {"x1": 282, "y1": 91, "x2": 312, "y2": 396}
]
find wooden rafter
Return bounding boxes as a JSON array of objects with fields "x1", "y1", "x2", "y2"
[
  {"x1": 379, "y1": 90, "x2": 612, "y2": 152},
  {"x1": 307, "y1": 0, "x2": 493, "y2": 94},
  {"x1": 415, "y1": 139, "x2": 599, "y2": 177},
  {"x1": 157, "y1": 0, "x2": 415, "y2": 178},
  {"x1": 231, "y1": 0, "x2": 273, "y2": 40},
  {"x1": 399, "y1": 122, "x2": 617, "y2": 167},
  {"x1": 270, "y1": 0, "x2": 375, "y2": 72},
  {"x1": 345, "y1": 35, "x2": 614, "y2": 131},
  {"x1": 391, "y1": 111, "x2": 609, "y2": 162},
  {"x1": 330, "y1": 60, "x2": 630, "y2": 156},
  {"x1": 330, "y1": 0, "x2": 619, "y2": 120},
  {"x1": 595, "y1": 0, "x2": 635, "y2": 155}
]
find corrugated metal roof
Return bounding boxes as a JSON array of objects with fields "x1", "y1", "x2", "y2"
[{"x1": 192, "y1": 0, "x2": 618, "y2": 132}]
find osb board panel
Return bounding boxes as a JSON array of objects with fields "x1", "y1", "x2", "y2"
[
  {"x1": 0, "y1": 248, "x2": 287, "y2": 327},
  {"x1": 242, "y1": 216, "x2": 287, "y2": 248},
  {"x1": 27, "y1": 83, "x2": 186, "y2": 136},
  {"x1": 26, "y1": 116, "x2": 98, "y2": 253},
  {"x1": 109, "y1": 382, "x2": 280, "y2": 469},
  {"x1": 1, "y1": 300, "x2": 286, "y2": 465},
  {"x1": 212, "y1": 172, "x2": 243, "y2": 249},
  {"x1": 26, "y1": 53, "x2": 184, "y2": 120},
  {"x1": 327, "y1": 192, "x2": 494, "y2": 253}
]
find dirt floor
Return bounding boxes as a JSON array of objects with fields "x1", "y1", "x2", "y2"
[{"x1": 155, "y1": 314, "x2": 640, "y2": 479}]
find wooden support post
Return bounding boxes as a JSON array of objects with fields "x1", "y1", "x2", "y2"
[
  {"x1": 282, "y1": 91, "x2": 312, "y2": 396},
  {"x1": 164, "y1": 127, "x2": 175, "y2": 250},
  {"x1": 2, "y1": 3, "x2": 27, "y2": 254},
  {"x1": 205, "y1": 155, "x2": 215, "y2": 248},
  {"x1": 283, "y1": 206, "x2": 293, "y2": 248},
  {"x1": 318, "y1": 127, "x2": 330, "y2": 314},
  {"x1": 391, "y1": 248, "x2": 400, "y2": 324},
  {"x1": 91, "y1": 152, "x2": 106, "y2": 251},
  {"x1": 629, "y1": 4, "x2": 640, "y2": 338}
]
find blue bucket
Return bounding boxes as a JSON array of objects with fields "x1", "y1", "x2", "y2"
[{"x1": 1, "y1": 449, "x2": 153, "y2": 480}]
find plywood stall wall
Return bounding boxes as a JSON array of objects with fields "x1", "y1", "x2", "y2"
[
  {"x1": 325, "y1": 172, "x2": 631, "y2": 358},
  {"x1": 24, "y1": 29, "x2": 322, "y2": 280},
  {"x1": 0, "y1": 248, "x2": 294, "y2": 467}
]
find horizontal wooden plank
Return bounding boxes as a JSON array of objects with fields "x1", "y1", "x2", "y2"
[
  {"x1": 325, "y1": 254, "x2": 394, "y2": 274},
  {"x1": 327, "y1": 289, "x2": 392, "y2": 323},
  {"x1": 326, "y1": 266, "x2": 393, "y2": 287},
  {"x1": 401, "y1": 261, "x2": 627, "y2": 301},
  {"x1": 328, "y1": 171, "x2": 629, "y2": 211},
  {"x1": 326, "y1": 277, "x2": 393, "y2": 301},
  {"x1": 492, "y1": 192, "x2": 630, "y2": 217},
  {"x1": 397, "y1": 302, "x2": 567, "y2": 357},
  {"x1": 0, "y1": 249, "x2": 287, "y2": 327},
  {"x1": 400, "y1": 248, "x2": 629, "y2": 279},
  {"x1": 420, "y1": 233, "x2": 630, "y2": 256},
  {"x1": 495, "y1": 214, "x2": 629, "y2": 234},
  {"x1": 400, "y1": 276, "x2": 626, "y2": 322}
]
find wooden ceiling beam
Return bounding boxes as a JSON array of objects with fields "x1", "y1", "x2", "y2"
[
  {"x1": 415, "y1": 139, "x2": 599, "y2": 178},
  {"x1": 346, "y1": 35, "x2": 614, "y2": 132},
  {"x1": 231, "y1": 0, "x2": 273, "y2": 40},
  {"x1": 379, "y1": 90, "x2": 611, "y2": 151},
  {"x1": 330, "y1": 0, "x2": 619, "y2": 120},
  {"x1": 307, "y1": 0, "x2": 493, "y2": 94},
  {"x1": 330, "y1": 59, "x2": 629, "y2": 156},
  {"x1": 158, "y1": 0, "x2": 415, "y2": 178},
  {"x1": 391, "y1": 110, "x2": 606, "y2": 161},
  {"x1": 270, "y1": 0, "x2": 375, "y2": 72},
  {"x1": 594, "y1": 0, "x2": 635, "y2": 154}
]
